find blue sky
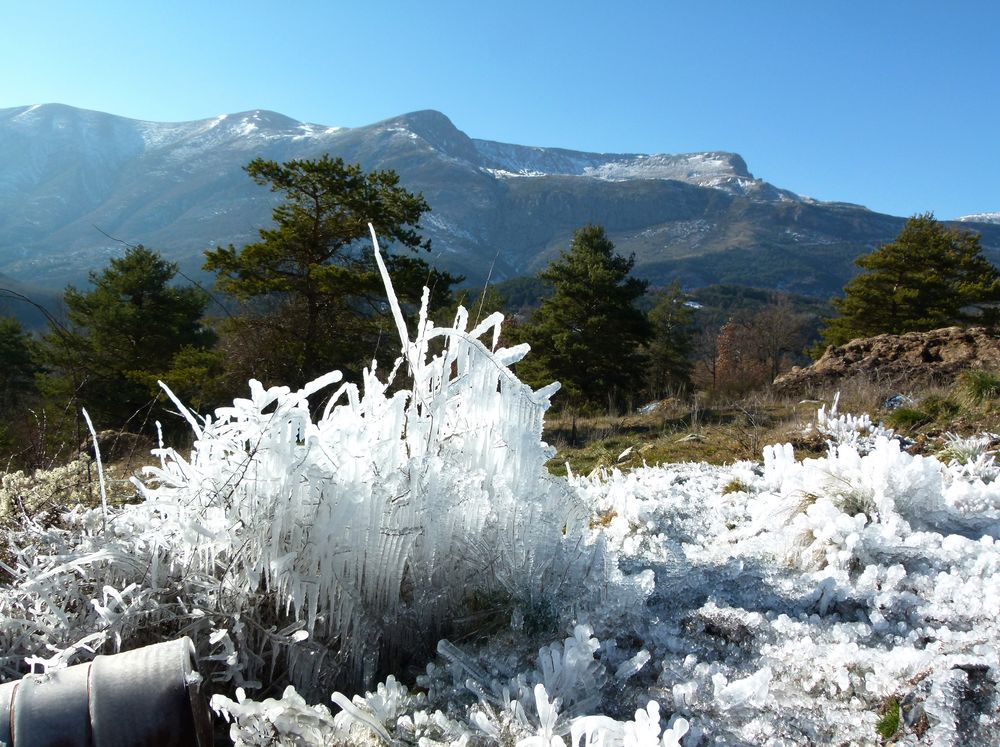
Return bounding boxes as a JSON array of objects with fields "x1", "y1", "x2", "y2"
[{"x1": 2, "y1": 1, "x2": 997, "y2": 219}]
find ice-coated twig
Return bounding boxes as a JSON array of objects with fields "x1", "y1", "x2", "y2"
[{"x1": 80, "y1": 408, "x2": 108, "y2": 532}]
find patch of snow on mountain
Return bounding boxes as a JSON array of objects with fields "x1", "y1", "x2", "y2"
[
  {"x1": 582, "y1": 153, "x2": 744, "y2": 182},
  {"x1": 422, "y1": 212, "x2": 478, "y2": 242},
  {"x1": 135, "y1": 110, "x2": 324, "y2": 155},
  {"x1": 474, "y1": 139, "x2": 617, "y2": 177},
  {"x1": 474, "y1": 138, "x2": 804, "y2": 202},
  {"x1": 385, "y1": 126, "x2": 420, "y2": 141},
  {"x1": 482, "y1": 167, "x2": 548, "y2": 178},
  {"x1": 292, "y1": 123, "x2": 343, "y2": 140},
  {"x1": 136, "y1": 118, "x2": 216, "y2": 149},
  {"x1": 13, "y1": 104, "x2": 43, "y2": 118},
  {"x1": 234, "y1": 119, "x2": 258, "y2": 136},
  {"x1": 955, "y1": 212, "x2": 1000, "y2": 225}
]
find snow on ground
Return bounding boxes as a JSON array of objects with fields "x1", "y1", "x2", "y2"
[{"x1": 217, "y1": 425, "x2": 1000, "y2": 745}]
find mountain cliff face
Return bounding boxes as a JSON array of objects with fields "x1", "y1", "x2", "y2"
[{"x1": 1, "y1": 104, "x2": 998, "y2": 294}]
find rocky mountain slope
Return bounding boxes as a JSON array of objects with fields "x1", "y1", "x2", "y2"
[{"x1": 1, "y1": 104, "x2": 998, "y2": 295}]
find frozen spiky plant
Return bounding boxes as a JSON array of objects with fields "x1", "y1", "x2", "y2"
[
  {"x1": 0, "y1": 226, "x2": 608, "y2": 695},
  {"x1": 938, "y1": 432, "x2": 1000, "y2": 484},
  {"x1": 814, "y1": 393, "x2": 895, "y2": 453}
]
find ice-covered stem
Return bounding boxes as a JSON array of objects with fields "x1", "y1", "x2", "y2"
[
  {"x1": 369, "y1": 222, "x2": 411, "y2": 361},
  {"x1": 80, "y1": 408, "x2": 108, "y2": 531}
]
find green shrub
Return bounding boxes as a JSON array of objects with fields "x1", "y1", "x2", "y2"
[
  {"x1": 721, "y1": 478, "x2": 751, "y2": 495},
  {"x1": 920, "y1": 394, "x2": 961, "y2": 421},
  {"x1": 957, "y1": 369, "x2": 1000, "y2": 406},
  {"x1": 885, "y1": 407, "x2": 931, "y2": 432}
]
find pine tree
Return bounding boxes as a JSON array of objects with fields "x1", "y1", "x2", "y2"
[
  {"x1": 0, "y1": 316, "x2": 38, "y2": 412},
  {"x1": 518, "y1": 225, "x2": 650, "y2": 410},
  {"x1": 0, "y1": 316, "x2": 41, "y2": 464},
  {"x1": 645, "y1": 281, "x2": 694, "y2": 397},
  {"x1": 0, "y1": 315, "x2": 42, "y2": 463},
  {"x1": 204, "y1": 156, "x2": 459, "y2": 387},
  {"x1": 40, "y1": 246, "x2": 212, "y2": 429},
  {"x1": 822, "y1": 214, "x2": 1000, "y2": 347}
]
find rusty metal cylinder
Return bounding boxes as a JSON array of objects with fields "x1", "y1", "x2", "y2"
[{"x1": 0, "y1": 637, "x2": 212, "y2": 747}]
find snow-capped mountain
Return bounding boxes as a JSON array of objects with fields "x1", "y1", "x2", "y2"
[{"x1": 1, "y1": 104, "x2": 998, "y2": 298}]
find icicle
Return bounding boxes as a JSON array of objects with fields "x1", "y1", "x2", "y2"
[
  {"x1": 158, "y1": 379, "x2": 203, "y2": 439},
  {"x1": 330, "y1": 691, "x2": 392, "y2": 743},
  {"x1": 369, "y1": 223, "x2": 410, "y2": 358}
]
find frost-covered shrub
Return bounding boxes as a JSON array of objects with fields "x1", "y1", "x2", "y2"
[
  {"x1": 937, "y1": 432, "x2": 1000, "y2": 484},
  {"x1": 0, "y1": 457, "x2": 98, "y2": 525},
  {"x1": 0, "y1": 229, "x2": 610, "y2": 695},
  {"x1": 212, "y1": 685, "x2": 341, "y2": 746},
  {"x1": 814, "y1": 392, "x2": 895, "y2": 453}
]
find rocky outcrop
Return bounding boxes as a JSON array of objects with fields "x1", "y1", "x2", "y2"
[{"x1": 774, "y1": 326, "x2": 1000, "y2": 393}]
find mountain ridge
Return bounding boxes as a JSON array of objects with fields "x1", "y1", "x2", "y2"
[{"x1": 0, "y1": 103, "x2": 997, "y2": 296}]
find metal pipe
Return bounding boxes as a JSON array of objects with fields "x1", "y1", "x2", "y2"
[{"x1": 0, "y1": 637, "x2": 212, "y2": 747}]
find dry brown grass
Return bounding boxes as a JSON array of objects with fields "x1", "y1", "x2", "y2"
[
  {"x1": 544, "y1": 392, "x2": 822, "y2": 475},
  {"x1": 546, "y1": 367, "x2": 1000, "y2": 476}
]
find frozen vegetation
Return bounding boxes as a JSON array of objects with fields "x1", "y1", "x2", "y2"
[{"x1": 2, "y1": 231, "x2": 1000, "y2": 745}]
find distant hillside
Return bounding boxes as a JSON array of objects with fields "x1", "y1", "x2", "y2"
[
  {"x1": 1, "y1": 103, "x2": 999, "y2": 297},
  {"x1": 0, "y1": 273, "x2": 63, "y2": 330}
]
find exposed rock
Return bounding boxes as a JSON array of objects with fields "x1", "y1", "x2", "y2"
[{"x1": 774, "y1": 326, "x2": 1000, "y2": 393}]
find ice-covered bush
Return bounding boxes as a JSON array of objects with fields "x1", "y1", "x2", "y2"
[
  {"x1": 0, "y1": 228, "x2": 609, "y2": 694},
  {"x1": 937, "y1": 432, "x2": 1000, "y2": 484}
]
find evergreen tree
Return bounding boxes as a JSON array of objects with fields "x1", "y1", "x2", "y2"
[
  {"x1": 518, "y1": 225, "x2": 650, "y2": 410},
  {"x1": 645, "y1": 282, "x2": 694, "y2": 397},
  {"x1": 822, "y1": 214, "x2": 1000, "y2": 347},
  {"x1": 0, "y1": 316, "x2": 38, "y2": 412},
  {"x1": 0, "y1": 315, "x2": 42, "y2": 463},
  {"x1": 442, "y1": 285, "x2": 508, "y2": 327},
  {"x1": 40, "y1": 246, "x2": 212, "y2": 429},
  {"x1": 204, "y1": 156, "x2": 458, "y2": 387}
]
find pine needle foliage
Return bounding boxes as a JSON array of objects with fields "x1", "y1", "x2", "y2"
[
  {"x1": 822, "y1": 213, "x2": 1000, "y2": 347},
  {"x1": 39, "y1": 246, "x2": 212, "y2": 429},
  {"x1": 204, "y1": 156, "x2": 459, "y2": 388},
  {"x1": 645, "y1": 281, "x2": 695, "y2": 397},
  {"x1": 518, "y1": 225, "x2": 651, "y2": 410}
]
